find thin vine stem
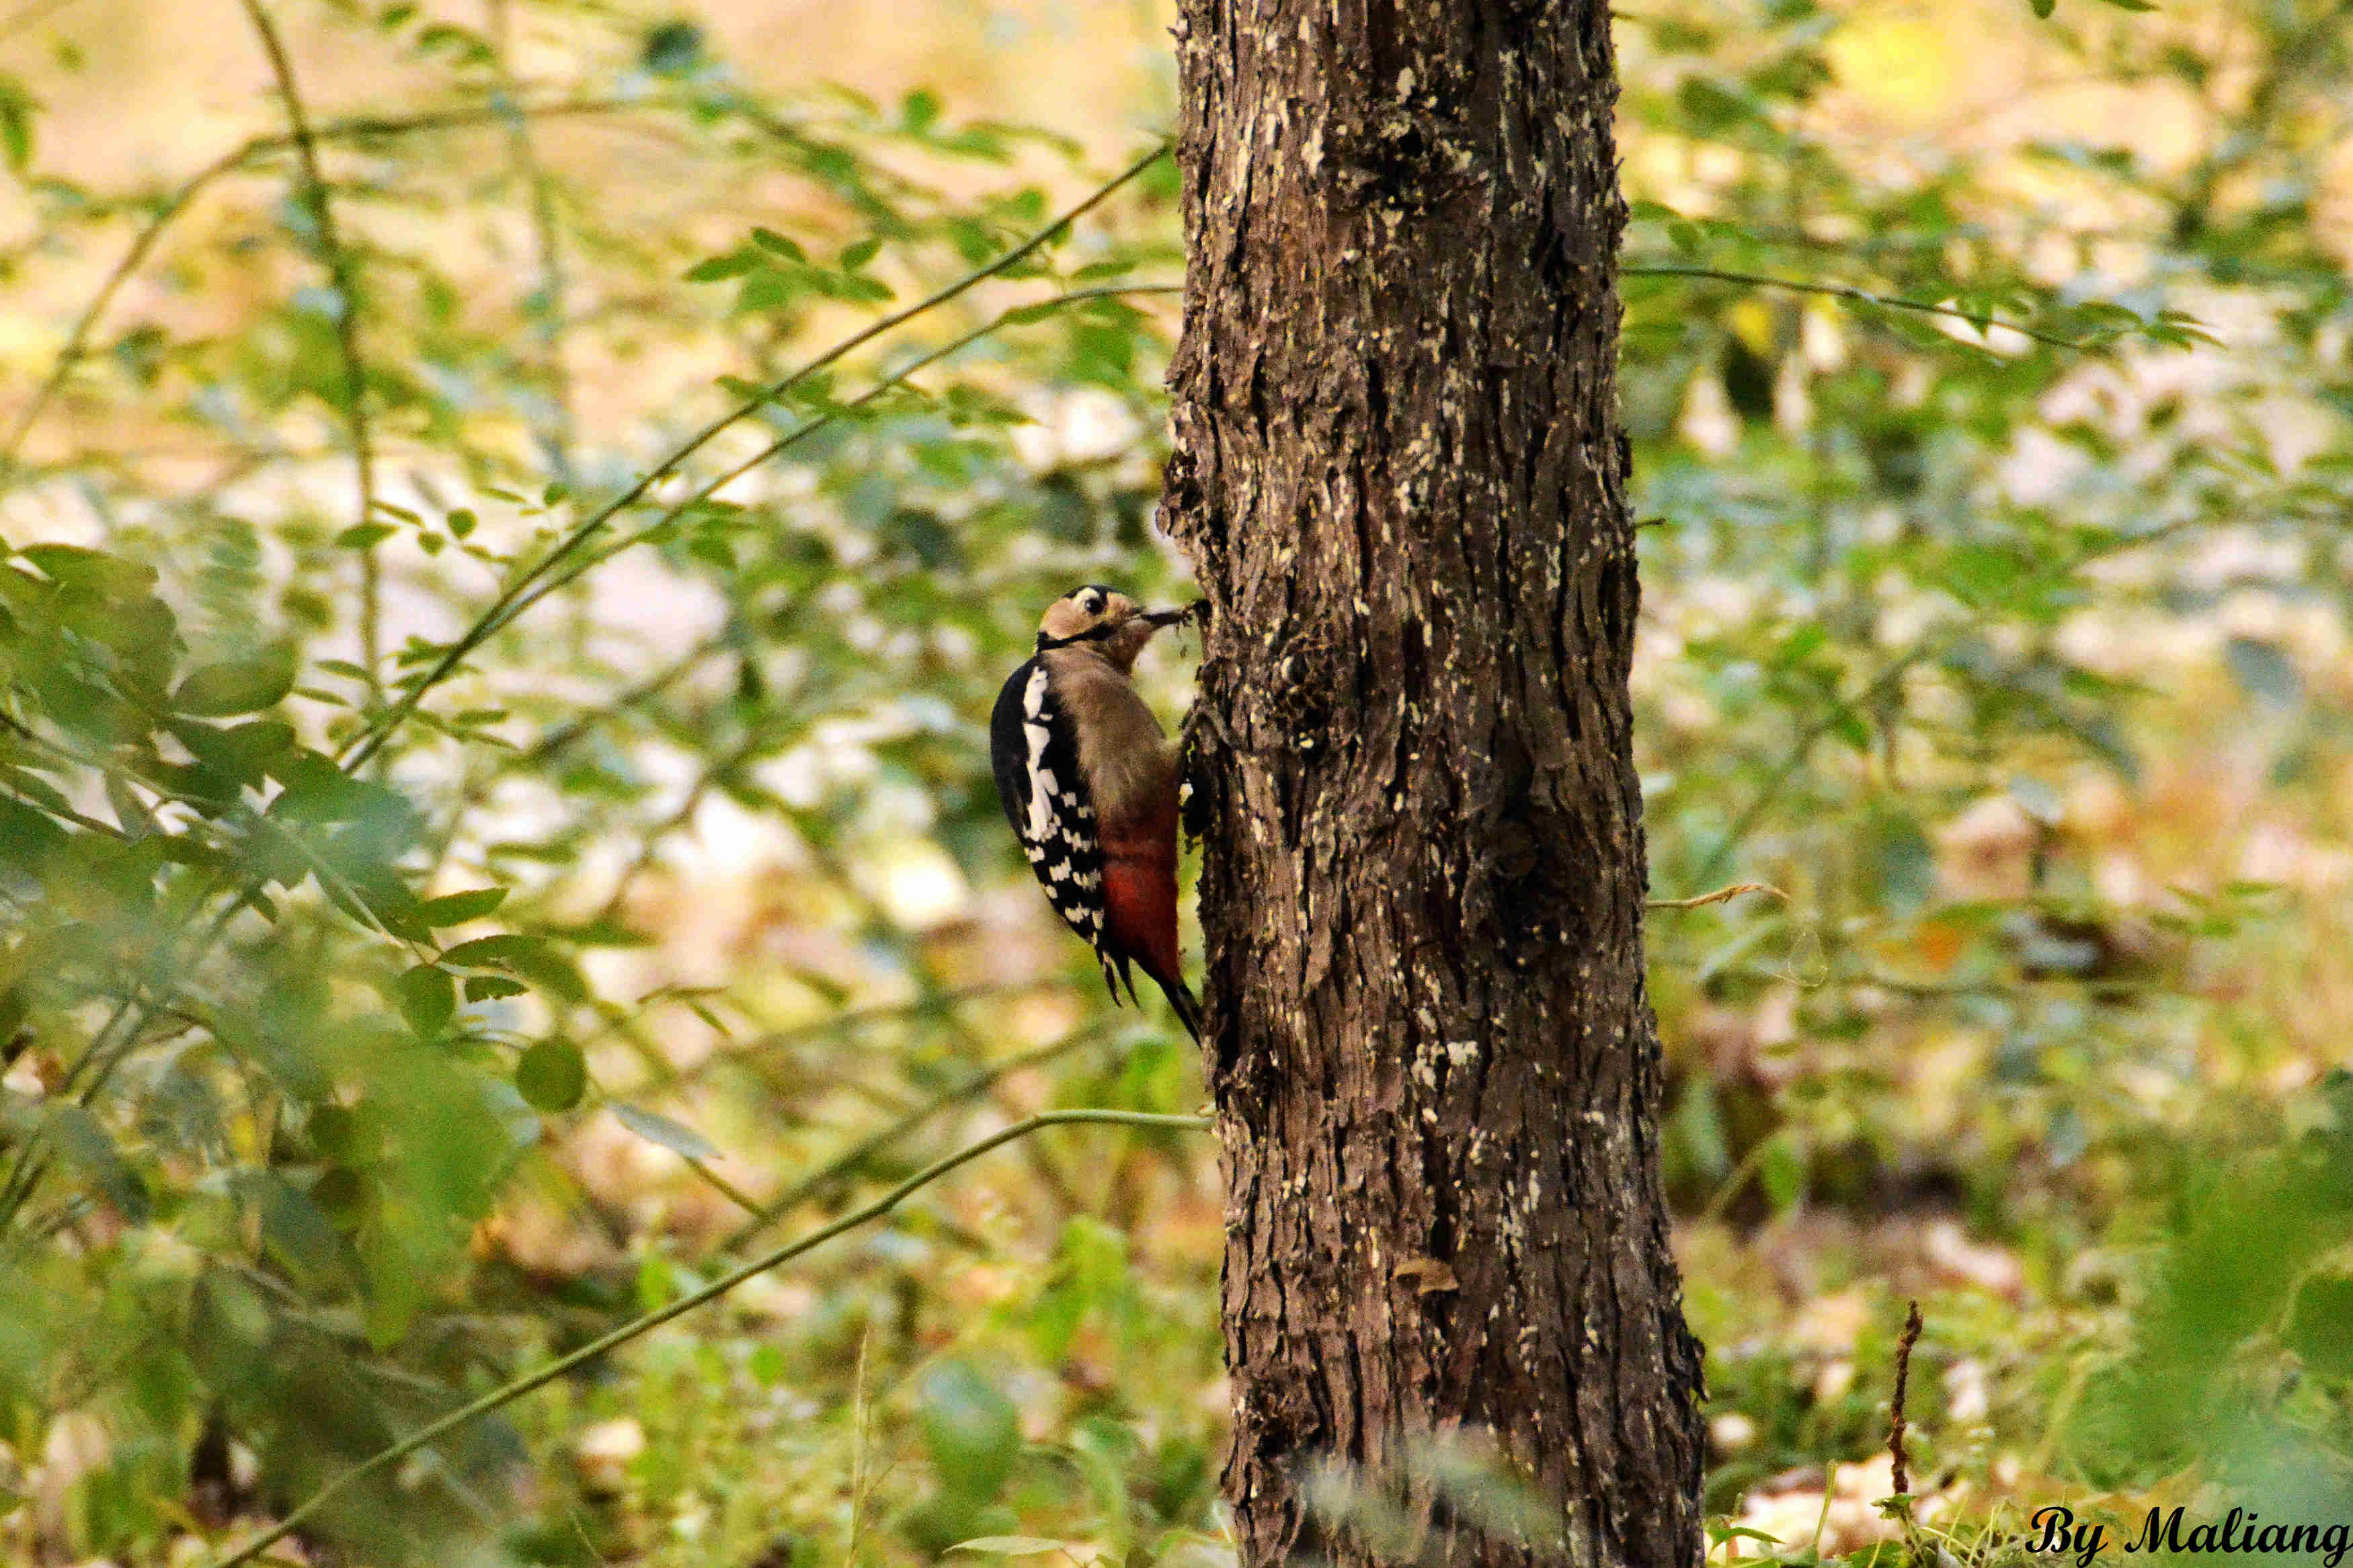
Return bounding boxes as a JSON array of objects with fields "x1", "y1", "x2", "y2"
[
  {"x1": 713, "y1": 1020, "x2": 1121, "y2": 1255},
  {"x1": 239, "y1": 0, "x2": 383, "y2": 706},
  {"x1": 0, "y1": 97, "x2": 670, "y2": 479},
  {"x1": 483, "y1": 282, "x2": 1181, "y2": 643},
  {"x1": 200, "y1": 1108, "x2": 1210, "y2": 1568},
  {"x1": 486, "y1": 0, "x2": 577, "y2": 485},
  {"x1": 1622, "y1": 261, "x2": 2093, "y2": 349},
  {"x1": 335, "y1": 200, "x2": 1174, "y2": 774}
]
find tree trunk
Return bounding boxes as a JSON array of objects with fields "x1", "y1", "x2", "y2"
[{"x1": 1157, "y1": 5, "x2": 1707, "y2": 1566}]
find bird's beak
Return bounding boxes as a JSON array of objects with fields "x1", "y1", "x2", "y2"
[{"x1": 1141, "y1": 604, "x2": 1199, "y2": 628}]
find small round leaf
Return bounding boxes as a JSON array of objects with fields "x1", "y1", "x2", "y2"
[{"x1": 516, "y1": 1038, "x2": 587, "y2": 1112}]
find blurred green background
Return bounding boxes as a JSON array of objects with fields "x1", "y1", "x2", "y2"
[{"x1": 0, "y1": 0, "x2": 2348, "y2": 1561}]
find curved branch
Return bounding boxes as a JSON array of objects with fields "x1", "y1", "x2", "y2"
[
  {"x1": 712, "y1": 1018, "x2": 1121, "y2": 1255},
  {"x1": 239, "y1": 0, "x2": 383, "y2": 700}
]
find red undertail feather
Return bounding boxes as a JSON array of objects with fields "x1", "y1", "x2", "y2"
[
  {"x1": 1103, "y1": 843, "x2": 1181, "y2": 994},
  {"x1": 1101, "y1": 794, "x2": 1199, "y2": 1039}
]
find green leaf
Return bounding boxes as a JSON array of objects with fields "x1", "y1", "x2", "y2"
[
  {"x1": 641, "y1": 18, "x2": 702, "y2": 74},
  {"x1": 256, "y1": 1173, "x2": 343, "y2": 1278},
  {"x1": 439, "y1": 934, "x2": 537, "y2": 966},
  {"x1": 0, "y1": 74, "x2": 38, "y2": 171},
  {"x1": 501, "y1": 942, "x2": 588, "y2": 1003},
  {"x1": 416, "y1": 886, "x2": 509, "y2": 925},
  {"x1": 308, "y1": 1104, "x2": 361, "y2": 1161},
  {"x1": 1677, "y1": 76, "x2": 1759, "y2": 130},
  {"x1": 840, "y1": 237, "x2": 881, "y2": 270},
  {"x1": 335, "y1": 522, "x2": 398, "y2": 549},
  {"x1": 684, "y1": 250, "x2": 758, "y2": 283},
  {"x1": 24, "y1": 1102, "x2": 149, "y2": 1223},
  {"x1": 1710, "y1": 1525, "x2": 1785, "y2": 1547},
  {"x1": 902, "y1": 87, "x2": 942, "y2": 133},
  {"x1": 2287, "y1": 1275, "x2": 2353, "y2": 1377},
  {"x1": 463, "y1": 974, "x2": 528, "y2": 1001},
  {"x1": 920, "y1": 1360, "x2": 1019, "y2": 1502},
  {"x1": 170, "y1": 717, "x2": 296, "y2": 781},
  {"x1": 1757, "y1": 1133, "x2": 1805, "y2": 1214},
  {"x1": 1671, "y1": 1083, "x2": 1729, "y2": 1182},
  {"x1": 750, "y1": 226, "x2": 806, "y2": 261},
  {"x1": 515, "y1": 1038, "x2": 587, "y2": 1112},
  {"x1": 310, "y1": 1165, "x2": 369, "y2": 1225},
  {"x1": 612, "y1": 1102, "x2": 722, "y2": 1161},
  {"x1": 172, "y1": 652, "x2": 296, "y2": 716},
  {"x1": 20, "y1": 542, "x2": 156, "y2": 595},
  {"x1": 738, "y1": 267, "x2": 799, "y2": 314},
  {"x1": 393, "y1": 963, "x2": 455, "y2": 1038}
]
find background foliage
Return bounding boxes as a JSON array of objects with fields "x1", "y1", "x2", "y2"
[{"x1": 0, "y1": 0, "x2": 2347, "y2": 1562}]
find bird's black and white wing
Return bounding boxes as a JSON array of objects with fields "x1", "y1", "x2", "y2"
[{"x1": 990, "y1": 657, "x2": 1115, "y2": 987}]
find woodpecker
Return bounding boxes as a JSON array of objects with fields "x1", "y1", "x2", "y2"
[{"x1": 990, "y1": 584, "x2": 1201, "y2": 1040}]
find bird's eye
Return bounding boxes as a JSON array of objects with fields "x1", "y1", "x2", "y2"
[{"x1": 1080, "y1": 589, "x2": 1104, "y2": 614}]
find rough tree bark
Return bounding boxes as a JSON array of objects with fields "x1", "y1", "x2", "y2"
[{"x1": 1156, "y1": 5, "x2": 1708, "y2": 1567}]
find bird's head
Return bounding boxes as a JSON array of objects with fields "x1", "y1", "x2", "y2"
[{"x1": 1036, "y1": 584, "x2": 1193, "y2": 670}]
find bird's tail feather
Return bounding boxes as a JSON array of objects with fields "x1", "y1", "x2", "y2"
[{"x1": 1156, "y1": 975, "x2": 1202, "y2": 1042}]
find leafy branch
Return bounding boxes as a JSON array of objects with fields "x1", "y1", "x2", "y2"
[
  {"x1": 1687, "y1": 513, "x2": 2225, "y2": 888},
  {"x1": 335, "y1": 141, "x2": 1172, "y2": 772},
  {"x1": 461, "y1": 281, "x2": 1182, "y2": 670},
  {"x1": 0, "y1": 168, "x2": 1174, "y2": 1225},
  {"x1": 200, "y1": 1108, "x2": 1210, "y2": 1568}
]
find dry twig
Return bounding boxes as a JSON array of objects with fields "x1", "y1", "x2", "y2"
[
  {"x1": 1888, "y1": 1299, "x2": 1924, "y2": 1498},
  {"x1": 1648, "y1": 881, "x2": 1789, "y2": 911}
]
